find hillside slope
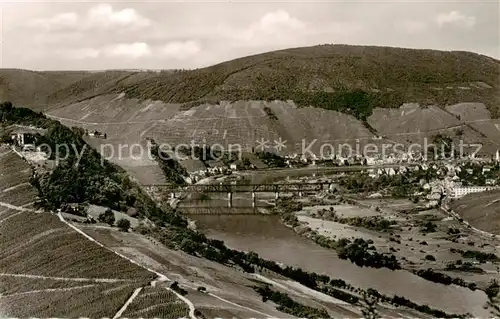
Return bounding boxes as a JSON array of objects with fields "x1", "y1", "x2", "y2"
[
  {"x1": 2, "y1": 44, "x2": 500, "y2": 163},
  {"x1": 2, "y1": 45, "x2": 499, "y2": 120},
  {"x1": 0, "y1": 69, "x2": 89, "y2": 110},
  {"x1": 450, "y1": 190, "x2": 500, "y2": 235},
  {"x1": 0, "y1": 146, "x2": 156, "y2": 318},
  {"x1": 107, "y1": 45, "x2": 500, "y2": 120}
]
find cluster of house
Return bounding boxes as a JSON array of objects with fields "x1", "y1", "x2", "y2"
[
  {"x1": 363, "y1": 160, "x2": 500, "y2": 201},
  {"x1": 178, "y1": 156, "x2": 268, "y2": 182},
  {"x1": 9, "y1": 126, "x2": 46, "y2": 153},
  {"x1": 283, "y1": 151, "x2": 426, "y2": 166},
  {"x1": 420, "y1": 177, "x2": 498, "y2": 202},
  {"x1": 11, "y1": 132, "x2": 36, "y2": 150},
  {"x1": 283, "y1": 149, "x2": 500, "y2": 168}
]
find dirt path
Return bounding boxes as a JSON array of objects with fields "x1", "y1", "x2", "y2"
[
  {"x1": 57, "y1": 212, "x2": 197, "y2": 319},
  {"x1": 1, "y1": 284, "x2": 97, "y2": 297},
  {"x1": 0, "y1": 273, "x2": 132, "y2": 283},
  {"x1": 46, "y1": 114, "x2": 167, "y2": 126},
  {"x1": 207, "y1": 292, "x2": 274, "y2": 317},
  {"x1": 0, "y1": 201, "x2": 43, "y2": 224},
  {"x1": 6, "y1": 148, "x2": 273, "y2": 318},
  {"x1": 112, "y1": 287, "x2": 143, "y2": 319},
  {"x1": 2, "y1": 183, "x2": 31, "y2": 193},
  {"x1": 0, "y1": 201, "x2": 34, "y2": 212},
  {"x1": 0, "y1": 211, "x2": 24, "y2": 224}
]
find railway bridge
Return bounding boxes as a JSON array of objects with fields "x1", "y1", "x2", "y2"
[{"x1": 144, "y1": 182, "x2": 334, "y2": 208}]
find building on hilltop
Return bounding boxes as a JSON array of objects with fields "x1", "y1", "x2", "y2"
[{"x1": 9, "y1": 125, "x2": 46, "y2": 150}]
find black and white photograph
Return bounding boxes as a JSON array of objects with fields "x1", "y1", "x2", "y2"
[{"x1": 0, "y1": 0, "x2": 499, "y2": 318}]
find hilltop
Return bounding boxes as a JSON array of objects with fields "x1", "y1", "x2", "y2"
[
  {"x1": 1, "y1": 45, "x2": 499, "y2": 119},
  {"x1": 0, "y1": 69, "x2": 89, "y2": 109},
  {"x1": 108, "y1": 45, "x2": 500, "y2": 120},
  {"x1": 2, "y1": 44, "x2": 500, "y2": 173}
]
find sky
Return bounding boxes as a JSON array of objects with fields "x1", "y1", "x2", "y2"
[{"x1": 0, "y1": 0, "x2": 499, "y2": 70}]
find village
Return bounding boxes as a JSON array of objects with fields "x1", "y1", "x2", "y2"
[{"x1": 6, "y1": 124, "x2": 500, "y2": 206}]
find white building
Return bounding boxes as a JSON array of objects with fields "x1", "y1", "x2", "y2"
[
  {"x1": 450, "y1": 186, "x2": 498, "y2": 199},
  {"x1": 482, "y1": 166, "x2": 492, "y2": 174},
  {"x1": 385, "y1": 167, "x2": 396, "y2": 176},
  {"x1": 365, "y1": 157, "x2": 377, "y2": 166},
  {"x1": 367, "y1": 168, "x2": 378, "y2": 178}
]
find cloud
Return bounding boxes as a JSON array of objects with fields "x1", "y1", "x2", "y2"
[
  {"x1": 159, "y1": 41, "x2": 201, "y2": 59},
  {"x1": 28, "y1": 3, "x2": 150, "y2": 32},
  {"x1": 88, "y1": 4, "x2": 151, "y2": 29},
  {"x1": 259, "y1": 10, "x2": 305, "y2": 31},
  {"x1": 244, "y1": 10, "x2": 305, "y2": 41},
  {"x1": 436, "y1": 11, "x2": 476, "y2": 28},
  {"x1": 9, "y1": 1, "x2": 498, "y2": 70},
  {"x1": 31, "y1": 12, "x2": 79, "y2": 31},
  {"x1": 104, "y1": 42, "x2": 151, "y2": 59}
]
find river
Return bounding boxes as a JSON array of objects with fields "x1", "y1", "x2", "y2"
[
  {"x1": 184, "y1": 168, "x2": 489, "y2": 317},
  {"x1": 190, "y1": 212, "x2": 488, "y2": 317}
]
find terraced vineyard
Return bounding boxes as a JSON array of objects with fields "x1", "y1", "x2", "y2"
[
  {"x1": 1, "y1": 282, "x2": 140, "y2": 318},
  {"x1": 0, "y1": 144, "x2": 161, "y2": 318},
  {"x1": 122, "y1": 287, "x2": 190, "y2": 318},
  {"x1": 48, "y1": 94, "x2": 500, "y2": 161}
]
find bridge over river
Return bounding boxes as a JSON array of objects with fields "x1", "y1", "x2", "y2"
[
  {"x1": 144, "y1": 182, "x2": 333, "y2": 207},
  {"x1": 143, "y1": 163, "x2": 426, "y2": 208}
]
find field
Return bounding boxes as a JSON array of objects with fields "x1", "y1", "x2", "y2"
[
  {"x1": 0, "y1": 146, "x2": 159, "y2": 317},
  {"x1": 46, "y1": 94, "x2": 500, "y2": 162},
  {"x1": 0, "y1": 69, "x2": 89, "y2": 110},
  {"x1": 77, "y1": 226, "x2": 289, "y2": 318},
  {"x1": 0, "y1": 282, "x2": 141, "y2": 318},
  {"x1": 296, "y1": 195, "x2": 500, "y2": 291},
  {"x1": 121, "y1": 286, "x2": 189, "y2": 318},
  {"x1": 450, "y1": 190, "x2": 500, "y2": 235}
]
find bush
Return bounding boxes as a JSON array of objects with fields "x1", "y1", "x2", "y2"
[
  {"x1": 486, "y1": 280, "x2": 499, "y2": 299},
  {"x1": 420, "y1": 222, "x2": 437, "y2": 233},
  {"x1": 150, "y1": 145, "x2": 187, "y2": 185},
  {"x1": 170, "y1": 281, "x2": 188, "y2": 296},
  {"x1": 424, "y1": 255, "x2": 436, "y2": 261},
  {"x1": 254, "y1": 285, "x2": 330, "y2": 319},
  {"x1": 98, "y1": 209, "x2": 115, "y2": 226},
  {"x1": 116, "y1": 218, "x2": 131, "y2": 232}
]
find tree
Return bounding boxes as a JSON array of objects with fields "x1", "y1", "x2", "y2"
[
  {"x1": 1, "y1": 101, "x2": 13, "y2": 112},
  {"x1": 116, "y1": 218, "x2": 131, "y2": 232},
  {"x1": 242, "y1": 157, "x2": 251, "y2": 167},
  {"x1": 361, "y1": 293, "x2": 380, "y2": 319},
  {"x1": 486, "y1": 280, "x2": 499, "y2": 299},
  {"x1": 425, "y1": 254, "x2": 436, "y2": 261},
  {"x1": 98, "y1": 208, "x2": 115, "y2": 226},
  {"x1": 485, "y1": 280, "x2": 500, "y2": 317}
]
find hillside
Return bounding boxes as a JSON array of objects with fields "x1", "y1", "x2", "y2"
[
  {"x1": 2, "y1": 44, "x2": 500, "y2": 174},
  {"x1": 2, "y1": 45, "x2": 499, "y2": 120},
  {"x1": 450, "y1": 190, "x2": 500, "y2": 235},
  {"x1": 106, "y1": 45, "x2": 500, "y2": 120},
  {"x1": 0, "y1": 145, "x2": 156, "y2": 317},
  {"x1": 0, "y1": 69, "x2": 89, "y2": 110}
]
